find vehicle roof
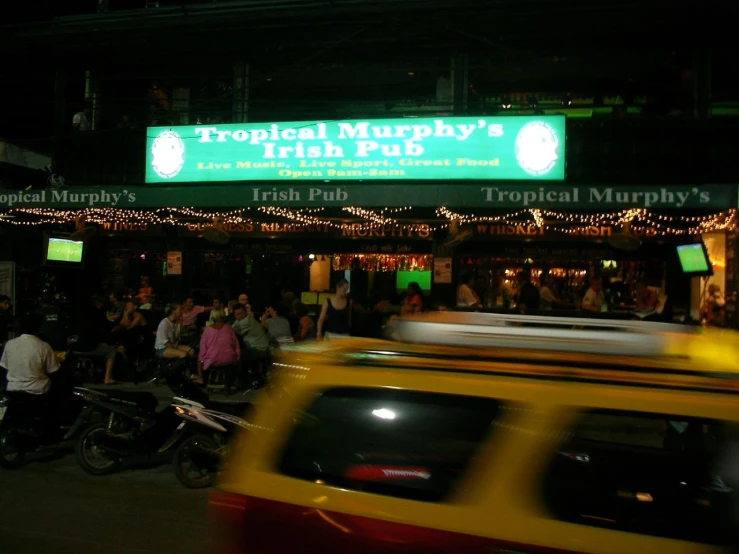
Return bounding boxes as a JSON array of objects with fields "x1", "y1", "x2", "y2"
[{"x1": 278, "y1": 313, "x2": 739, "y2": 395}]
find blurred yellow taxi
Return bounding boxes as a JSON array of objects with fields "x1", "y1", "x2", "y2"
[{"x1": 210, "y1": 312, "x2": 739, "y2": 554}]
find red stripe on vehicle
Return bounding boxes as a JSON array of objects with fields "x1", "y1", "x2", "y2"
[
  {"x1": 345, "y1": 465, "x2": 432, "y2": 481},
  {"x1": 208, "y1": 492, "x2": 586, "y2": 554}
]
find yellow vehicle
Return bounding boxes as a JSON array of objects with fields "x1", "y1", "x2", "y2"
[{"x1": 210, "y1": 313, "x2": 739, "y2": 554}]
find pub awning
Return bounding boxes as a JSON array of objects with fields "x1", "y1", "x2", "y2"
[{"x1": 0, "y1": 183, "x2": 736, "y2": 211}]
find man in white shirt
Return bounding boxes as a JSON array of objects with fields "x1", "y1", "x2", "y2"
[
  {"x1": 0, "y1": 313, "x2": 59, "y2": 395},
  {"x1": 582, "y1": 277, "x2": 606, "y2": 312},
  {"x1": 539, "y1": 275, "x2": 557, "y2": 311},
  {"x1": 456, "y1": 275, "x2": 481, "y2": 308},
  {"x1": 72, "y1": 108, "x2": 92, "y2": 131},
  {"x1": 155, "y1": 302, "x2": 194, "y2": 359}
]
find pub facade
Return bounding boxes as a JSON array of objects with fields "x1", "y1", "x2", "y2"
[{"x1": 0, "y1": 115, "x2": 736, "y2": 327}]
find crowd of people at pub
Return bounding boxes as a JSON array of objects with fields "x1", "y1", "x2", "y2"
[
  {"x1": 1, "y1": 275, "x2": 383, "y2": 388},
  {"x1": 455, "y1": 270, "x2": 665, "y2": 314},
  {"x1": 0, "y1": 262, "x2": 730, "y2": 391}
]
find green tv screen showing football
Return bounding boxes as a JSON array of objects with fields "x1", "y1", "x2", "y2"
[
  {"x1": 676, "y1": 243, "x2": 710, "y2": 273},
  {"x1": 47, "y1": 238, "x2": 84, "y2": 263},
  {"x1": 396, "y1": 271, "x2": 432, "y2": 292}
]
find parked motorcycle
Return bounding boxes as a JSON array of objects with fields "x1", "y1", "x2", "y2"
[
  {"x1": 171, "y1": 397, "x2": 255, "y2": 488},
  {"x1": 74, "y1": 363, "x2": 206, "y2": 475},
  {"x1": 0, "y1": 354, "x2": 98, "y2": 469}
]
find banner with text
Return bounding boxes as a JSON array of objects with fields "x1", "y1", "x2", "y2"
[
  {"x1": 145, "y1": 116, "x2": 566, "y2": 183},
  {"x1": 0, "y1": 184, "x2": 735, "y2": 210}
]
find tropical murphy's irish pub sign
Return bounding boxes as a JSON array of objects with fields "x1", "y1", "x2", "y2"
[
  {"x1": 145, "y1": 116, "x2": 566, "y2": 183},
  {"x1": 1, "y1": 115, "x2": 736, "y2": 211}
]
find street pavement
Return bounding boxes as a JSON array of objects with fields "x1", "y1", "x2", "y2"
[
  {"x1": 0, "y1": 447, "x2": 212, "y2": 554},
  {"x1": 0, "y1": 381, "x2": 258, "y2": 554}
]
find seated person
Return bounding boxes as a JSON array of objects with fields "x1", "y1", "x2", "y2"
[
  {"x1": 382, "y1": 314, "x2": 401, "y2": 341},
  {"x1": 0, "y1": 312, "x2": 59, "y2": 397},
  {"x1": 138, "y1": 294, "x2": 153, "y2": 311},
  {"x1": 209, "y1": 297, "x2": 227, "y2": 325},
  {"x1": 136, "y1": 276, "x2": 153, "y2": 305},
  {"x1": 456, "y1": 274, "x2": 481, "y2": 309},
  {"x1": 154, "y1": 302, "x2": 195, "y2": 359},
  {"x1": 76, "y1": 294, "x2": 119, "y2": 385},
  {"x1": 401, "y1": 282, "x2": 424, "y2": 316},
  {"x1": 118, "y1": 300, "x2": 147, "y2": 331},
  {"x1": 107, "y1": 290, "x2": 125, "y2": 323},
  {"x1": 112, "y1": 300, "x2": 147, "y2": 355},
  {"x1": 582, "y1": 277, "x2": 606, "y2": 312},
  {"x1": 539, "y1": 276, "x2": 559, "y2": 311},
  {"x1": 293, "y1": 303, "x2": 316, "y2": 342},
  {"x1": 231, "y1": 303, "x2": 270, "y2": 380},
  {"x1": 225, "y1": 299, "x2": 238, "y2": 325},
  {"x1": 232, "y1": 304, "x2": 270, "y2": 354},
  {"x1": 635, "y1": 281, "x2": 658, "y2": 309},
  {"x1": 196, "y1": 315, "x2": 240, "y2": 385},
  {"x1": 261, "y1": 304, "x2": 294, "y2": 345},
  {"x1": 0, "y1": 312, "x2": 61, "y2": 436},
  {"x1": 181, "y1": 296, "x2": 213, "y2": 331}
]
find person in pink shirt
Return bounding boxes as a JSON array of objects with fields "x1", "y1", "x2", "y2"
[
  {"x1": 181, "y1": 297, "x2": 214, "y2": 330},
  {"x1": 196, "y1": 315, "x2": 240, "y2": 385}
]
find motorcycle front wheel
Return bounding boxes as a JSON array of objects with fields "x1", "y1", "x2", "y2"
[
  {"x1": 0, "y1": 424, "x2": 27, "y2": 469},
  {"x1": 76, "y1": 422, "x2": 122, "y2": 476},
  {"x1": 172, "y1": 434, "x2": 220, "y2": 488}
]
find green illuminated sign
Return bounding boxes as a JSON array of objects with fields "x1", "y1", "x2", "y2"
[{"x1": 145, "y1": 116, "x2": 565, "y2": 183}]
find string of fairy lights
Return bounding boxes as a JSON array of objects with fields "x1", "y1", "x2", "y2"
[
  {"x1": 436, "y1": 207, "x2": 529, "y2": 223},
  {"x1": 1, "y1": 206, "x2": 736, "y2": 236},
  {"x1": 342, "y1": 206, "x2": 413, "y2": 226},
  {"x1": 543, "y1": 209, "x2": 736, "y2": 236},
  {"x1": 436, "y1": 207, "x2": 736, "y2": 235},
  {"x1": 255, "y1": 206, "x2": 431, "y2": 232},
  {"x1": 530, "y1": 208, "x2": 544, "y2": 228}
]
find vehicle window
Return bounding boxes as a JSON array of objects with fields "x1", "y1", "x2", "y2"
[
  {"x1": 278, "y1": 388, "x2": 500, "y2": 502},
  {"x1": 541, "y1": 409, "x2": 737, "y2": 546}
]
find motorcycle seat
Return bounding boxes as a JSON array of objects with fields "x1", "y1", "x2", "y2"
[
  {"x1": 95, "y1": 389, "x2": 158, "y2": 412},
  {"x1": 206, "y1": 400, "x2": 253, "y2": 419}
]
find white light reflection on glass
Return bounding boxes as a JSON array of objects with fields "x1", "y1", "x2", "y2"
[{"x1": 372, "y1": 408, "x2": 396, "y2": 420}]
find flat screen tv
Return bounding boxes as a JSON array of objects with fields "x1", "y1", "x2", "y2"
[
  {"x1": 46, "y1": 237, "x2": 84, "y2": 264},
  {"x1": 676, "y1": 242, "x2": 713, "y2": 277},
  {"x1": 396, "y1": 270, "x2": 432, "y2": 293}
]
